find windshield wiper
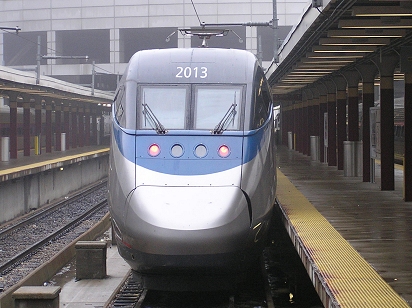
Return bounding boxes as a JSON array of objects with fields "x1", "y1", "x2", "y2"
[
  {"x1": 142, "y1": 98, "x2": 167, "y2": 134},
  {"x1": 212, "y1": 93, "x2": 237, "y2": 135}
]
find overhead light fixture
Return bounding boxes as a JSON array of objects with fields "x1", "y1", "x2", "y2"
[
  {"x1": 300, "y1": 58, "x2": 353, "y2": 64},
  {"x1": 306, "y1": 52, "x2": 365, "y2": 59},
  {"x1": 295, "y1": 66, "x2": 346, "y2": 70},
  {"x1": 294, "y1": 66, "x2": 344, "y2": 70},
  {"x1": 289, "y1": 70, "x2": 334, "y2": 74},
  {"x1": 339, "y1": 18, "x2": 412, "y2": 29},
  {"x1": 352, "y1": 6, "x2": 412, "y2": 17},
  {"x1": 282, "y1": 75, "x2": 320, "y2": 79},
  {"x1": 312, "y1": 45, "x2": 376, "y2": 52},
  {"x1": 282, "y1": 78, "x2": 320, "y2": 82},
  {"x1": 286, "y1": 72, "x2": 324, "y2": 76},
  {"x1": 319, "y1": 37, "x2": 391, "y2": 46},
  {"x1": 276, "y1": 84, "x2": 303, "y2": 87},
  {"x1": 282, "y1": 77, "x2": 319, "y2": 80},
  {"x1": 328, "y1": 29, "x2": 406, "y2": 38}
]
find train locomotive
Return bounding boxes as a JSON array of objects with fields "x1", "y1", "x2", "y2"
[{"x1": 108, "y1": 47, "x2": 277, "y2": 289}]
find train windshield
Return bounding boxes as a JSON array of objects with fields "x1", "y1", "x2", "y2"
[
  {"x1": 138, "y1": 85, "x2": 243, "y2": 132},
  {"x1": 194, "y1": 86, "x2": 242, "y2": 131},
  {"x1": 140, "y1": 86, "x2": 187, "y2": 130}
]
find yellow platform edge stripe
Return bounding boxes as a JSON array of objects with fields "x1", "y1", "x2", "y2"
[
  {"x1": 276, "y1": 168, "x2": 409, "y2": 308},
  {"x1": 0, "y1": 148, "x2": 110, "y2": 177}
]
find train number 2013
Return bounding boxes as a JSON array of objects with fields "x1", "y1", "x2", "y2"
[{"x1": 176, "y1": 66, "x2": 207, "y2": 79}]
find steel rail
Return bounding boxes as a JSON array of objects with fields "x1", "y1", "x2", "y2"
[
  {"x1": 0, "y1": 199, "x2": 107, "y2": 275},
  {"x1": 0, "y1": 180, "x2": 107, "y2": 238}
]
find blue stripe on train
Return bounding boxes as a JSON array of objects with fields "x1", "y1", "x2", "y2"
[{"x1": 112, "y1": 121, "x2": 268, "y2": 176}]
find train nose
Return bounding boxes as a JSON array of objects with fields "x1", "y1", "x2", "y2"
[
  {"x1": 123, "y1": 185, "x2": 252, "y2": 255},
  {"x1": 127, "y1": 186, "x2": 250, "y2": 231}
]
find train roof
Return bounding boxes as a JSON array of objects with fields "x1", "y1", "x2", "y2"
[{"x1": 123, "y1": 48, "x2": 259, "y2": 84}]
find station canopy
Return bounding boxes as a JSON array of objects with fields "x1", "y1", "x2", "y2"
[{"x1": 266, "y1": 0, "x2": 412, "y2": 98}]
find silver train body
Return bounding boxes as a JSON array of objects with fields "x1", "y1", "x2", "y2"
[{"x1": 108, "y1": 48, "x2": 277, "y2": 289}]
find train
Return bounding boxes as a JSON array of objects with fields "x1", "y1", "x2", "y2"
[{"x1": 108, "y1": 47, "x2": 277, "y2": 290}]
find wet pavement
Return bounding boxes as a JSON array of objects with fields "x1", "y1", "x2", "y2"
[{"x1": 276, "y1": 146, "x2": 412, "y2": 305}]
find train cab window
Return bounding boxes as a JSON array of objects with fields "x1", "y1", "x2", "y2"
[
  {"x1": 140, "y1": 86, "x2": 187, "y2": 130},
  {"x1": 114, "y1": 81, "x2": 137, "y2": 129},
  {"x1": 252, "y1": 69, "x2": 272, "y2": 129},
  {"x1": 194, "y1": 86, "x2": 242, "y2": 132},
  {"x1": 114, "y1": 86, "x2": 126, "y2": 127}
]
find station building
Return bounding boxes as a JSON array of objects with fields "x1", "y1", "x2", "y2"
[{"x1": 0, "y1": 0, "x2": 308, "y2": 92}]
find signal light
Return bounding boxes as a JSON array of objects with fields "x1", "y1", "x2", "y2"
[
  {"x1": 148, "y1": 144, "x2": 160, "y2": 157},
  {"x1": 218, "y1": 145, "x2": 230, "y2": 158}
]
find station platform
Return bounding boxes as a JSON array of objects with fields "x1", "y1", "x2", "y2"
[
  {"x1": 56, "y1": 244, "x2": 130, "y2": 308},
  {"x1": 0, "y1": 145, "x2": 110, "y2": 182},
  {"x1": 276, "y1": 145, "x2": 411, "y2": 307}
]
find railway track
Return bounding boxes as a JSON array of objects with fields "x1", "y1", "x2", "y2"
[
  {"x1": 108, "y1": 271, "x2": 271, "y2": 308},
  {"x1": 0, "y1": 180, "x2": 106, "y2": 235},
  {"x1": 0, "y1": 180, "x2": 108, "y2": 292}
]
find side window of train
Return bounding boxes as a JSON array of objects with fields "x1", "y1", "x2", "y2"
[
  {"x1": 114, "y1": 86, "x2": 126, "y2": 127},
  {"x1": 252, "y1": 69, "x2": 271, "y2": 129}
]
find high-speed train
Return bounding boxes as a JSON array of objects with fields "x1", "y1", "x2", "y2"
[{"x1": 108, "y1": 47, "x2": 277, "y2": 289}]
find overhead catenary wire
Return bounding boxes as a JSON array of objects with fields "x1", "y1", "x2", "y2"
[
  {"x1": 191, "y1": 0, "x2": 203, "y2": 26},
  {"x1": 1, "y1": 28, "x2": 63, "y2": 61}
]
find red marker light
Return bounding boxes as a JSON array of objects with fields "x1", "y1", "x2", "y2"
[
  {"x1": 148, "y1": 144, "x2": 160, "y2": 157},
  {"x1": 218, "y1": 145, "x2": 230, "y2": 158}
]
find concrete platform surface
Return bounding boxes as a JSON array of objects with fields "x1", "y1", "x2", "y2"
[
  {"x1": 58, "y1": 245, "x2": 129, "y2": 308},
  {"x1": 0, "y1": 145, "x2": 109, "y2": 182},
  {"x1": 277, "y1": 145, "x2": 412, "y2": 305}
]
